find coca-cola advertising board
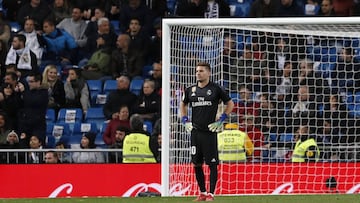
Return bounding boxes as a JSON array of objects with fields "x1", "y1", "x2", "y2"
[{"x1": 1, "y1": 163, "x2": 360, "y2": 198}]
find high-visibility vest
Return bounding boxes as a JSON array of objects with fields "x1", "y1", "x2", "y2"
[
  {"x1": 217, "y1": 130, "x2": 247, "y2": 161},
  {"x1": 292, "y1": 138, "x2": 320, "y2": 162},
  {"x1": 123, "y1": 133, "x2": 156, "y2": 163}
]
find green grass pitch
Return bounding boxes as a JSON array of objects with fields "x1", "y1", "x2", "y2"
[{"x1": 1, "y1": 195, "x2": 359, "y2": 203}]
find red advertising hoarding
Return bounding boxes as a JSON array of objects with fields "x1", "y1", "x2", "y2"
[{"x1": 1, "y1": 163, "x2": 360, "y2": 198}]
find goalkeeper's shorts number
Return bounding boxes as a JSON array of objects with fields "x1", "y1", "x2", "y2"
[{"x1": 191, "y1": 146, "x2": 196, "y2": 155}]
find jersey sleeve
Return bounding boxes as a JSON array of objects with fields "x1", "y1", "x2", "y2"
[
  {"x1": 218, "y1": 85, "x2": 231, "y2": 103},
  {"x1": 182, "y1": 87, "x2": 190, "y2": 104}
]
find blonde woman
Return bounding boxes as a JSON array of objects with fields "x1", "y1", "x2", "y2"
[{"x1": 42, "y1": 65, "x2": 65, "y2": 111}]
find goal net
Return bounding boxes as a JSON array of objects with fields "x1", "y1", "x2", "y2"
[{"x1": 161, "y1": 18, "x2": 360, "y2": 196}]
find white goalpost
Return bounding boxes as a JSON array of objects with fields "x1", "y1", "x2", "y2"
[{"x1": 161, "y1": 17, "x2": 360, "y2": 196}]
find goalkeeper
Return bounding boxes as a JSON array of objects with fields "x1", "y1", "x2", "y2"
[{"x1": 180, "y1": 62, "x2": 234, "y2": 201}]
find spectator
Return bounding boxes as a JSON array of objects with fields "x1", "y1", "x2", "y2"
[
  {"x1": 150, "y1": 22, "x2": 162, "y2": 63},
  {"x1": 48, "y1": 0, "x2": 72, "y2": 24},
  {"x1": 318, "y1": 0, "x2": 336, "y2": 16},
  {"x1": 239, "y1": 114, "x2": 265, "y2": 162},
  {"x1": 19, "y1": 18, "x2": 45, "y2": 66},
  {"x1": 276, "y1": 0, "x2": 304, "y2": 16},
  {"x1": 321, "y1": 93, "x2": 349, "y2": 136},
  {"x1": 234, "y1": 44, "x2": 263, "y2": 92},
  {"x1": 266, "y1": 38, "x2": 291, "y2": 75},
  {"x1": 0, "y1": 130, "x2": 24, "y2": 163},
  {"x1": 109, "y1": 125, "x2": 130, "y2": 163},
  {"x1": 150, "y1": 118, "x2": 161, "y2": 163},
  {"x1": 17, "y1": 73, "x2": 48, "y2": 145},
  {"x1": 145, "y1": 0, "x2": 168, "y2": 20},
  {"x1": 103, "y1": 105, "x2": 131, "y2": 145},
  {"x1": 2, "y1": 0, "x2": 27, "y2": 21},
  {"x1": 64, "y1": 68, "x2": 90, "y2": 114},
  {"x1": 5, "y1": 34, "x2": 39, "y2": 78},
  {"x1": 133, "y1": 79, "x2": 161, "y2": 124},
  {"x1": 231, "y1": 85, "x2": 260, "y2": 123},
  {"x1": 293, "y1": 58, "x2": 330, "y2": 103},
  {"x1": 27, "y1": 134, "x2": 44, "y2": 163},
  {"x1": 0, "y1": 73, "x2": 23, "y2": 130},
  {"x1": 217, "y1": 123, "x2": 254, "y2": 162},
  {"x1": 84, "y1": 7, "x2": 106, "y2": 37},
  {"x1": 17, "y1": 0, "x2": 51, "y2": 30},
  {"x1": 304, "y1": 0, "x2": 321, "y2": 16},
  {"x1": 44, "y1": 150, "x2": 61, "y2": 163},
  {"x1": 57, "y1": 7, "x2": 88, "y2": 50},
  {"x1": 286, "y1": 85, "x2": 317, "y2": 132},
  {"x1": 331, "y1": 47, "x2": 360, "y2": 93},
  {"x1": 72, "y1": 132, "x2": 105, "y2": 163},
  {"x1": 291, "y1": 125, "x2": 320, "y2": 162},
  {"x1": 122, "y1": 114, "x2": 156, "y2": 163},
  {"x1": 176, "y1": 0, "x2": 230, "y2": 18},
  {"x1": 42, "y1": 65, "x2": 65, "y2": 112},
  {"x1": 0, "y1": 111, "x2": 10, "y2": 145},
  {"x1": 42, "y1": 18, "x2": 77, "y2": 69},
  {"x1": 0, "y1": 40, "x2": 7, "y2": 78},
  {"x1": 104, "y1": 0, "x2": 122, "y2": 20},
  {"x1": 150, "y1": 61, "x2": 162, "y2": 95},
  {"x1": 258, "y1": 93, "x2": 285, "y2": 135},
  {"x1": 119, "y1": 0, "x2": 154, "y2": 36},
  {"x1": 110, "y1": 34, "x2": 144, "y2": 79},
  {"x1": 103, "y1": 75, "x2": 138, "y2": 120},
  {"x1": 126, "y1": 17, "x2": 151, "y2": 66},
  {"x1": 55, "y1": 141, "x2": 71, "y2": 163},
  {"x1": 82, "y1": 17, "x2": 116, "y2": 79},
  {"x1": 273, "y1": 61, "x2": 294, "y2": 107},
  {"x1": 0, "y1": 12, "x2": 10, "y2": 47},
  {"x1": 249, "y1": 0, "x2": 280, "y2": 17}
]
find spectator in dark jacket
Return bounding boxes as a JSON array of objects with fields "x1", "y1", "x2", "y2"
[
  {"x1": 17, "y1": 73, "x2": 48, "y2": 145},
  {"x1": 17, "y1": 0, "x2": 51, "y2": 30},
  {"x1": 133, "y1": 79, "x2": 161, "y2": 124},
  {"x1": 111, "y1": 34, "x2": 144, "y2": 79},
  {"x1": 176, "y1": 0, "x2": 230, "y2": 18},
  {"x1": 103, "y1": 75, "x2": 138, "y2": 120},
  {"x1": 276, "y1": 0, "x2": 304, "y2": 16}
]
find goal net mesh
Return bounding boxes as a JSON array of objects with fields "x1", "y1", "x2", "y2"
[{"x1": 166, "y1": 21, "x2": 360, "y2": 195}]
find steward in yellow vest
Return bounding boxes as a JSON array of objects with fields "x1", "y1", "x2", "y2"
[
  {"x1": 291, "y1": 126, "x2": 320, "y2": 162},
  {"x1": 122, "y1": 114, "x2": 156, "y2": 163},
  {"x1": 217, "y1": 123, "x2": 254, "y2": 162},
  {"x1": 123, "y1": 133, "x2": 156, "y2": 163}
]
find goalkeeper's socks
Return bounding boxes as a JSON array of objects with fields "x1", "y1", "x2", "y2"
[
  {"x1": 209, "y1": 165, "x2": 218, "y2": 194},
  {"x1": 194, "y1": 166, "x2": 206, "y2": 193}
]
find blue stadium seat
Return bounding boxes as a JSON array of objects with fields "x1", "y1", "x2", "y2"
[
  {"x1": 103, "y1": 80, "x2": 117, "y2": 95},
  {"x1": 45, "y1": 135, "x2": 56, "y2": 148},
  {"x1": 110, "y1": 20, "x2": 121, "y2": 35},
  {"x1": 57, "y1": 108, "x2": 83, "y2": 123},
  {"x1": 279, "y1": 133, "x2": 293, "y2": 142},
  {"x1": 100, "y1": 122, "x2": 108, "y2": 136},
  {"x1": 143, "y1": 65, "x2": 153, "y2": 79},
  {"x1": 9, "y1": 21, "x2": 21, "y2": 33},
  {"x1": 72, "y1": 122, "x2": 98, "y2": 137},
  {"x1": 67, "y1": 135, "x2": 83, "y2": 147},
  {"x1": 46, "y1": 122, "x2": 72, "y2": 144},
  {"x1": 143, "y1": 120, "x2": 153, "y2": 134},
  {"x1": 95, "y1": 135, "x2": 107, "y2": 148},
  {"x1": 46, "y1": 108, "x2": 56, "y2": 123},
  {"x1": 230, "y1": 92, "x2": 240, "y2": 103},
  {"x1": 130, "y1": 78, "x2": 144, "y2": 96},
  {"x1": 84, "y1": 107, "x2": 106, "y2": 130},
  {"x1": 57, "y1": 108, "x2": 83, "y2": 131},
  {"x1": 87, "y1": 80, "x2": 103, "y2": 97},
  {"x1": 87, "y1": 80, "x2": 105, "y2": 106}
]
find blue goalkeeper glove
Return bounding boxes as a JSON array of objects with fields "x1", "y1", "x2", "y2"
[
  {"x1": 182, "y1": 116, "x2": 193, "y2": 132},
  {"x1": 208, "y1": 113, "x2": 227, "y2": 132}
]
